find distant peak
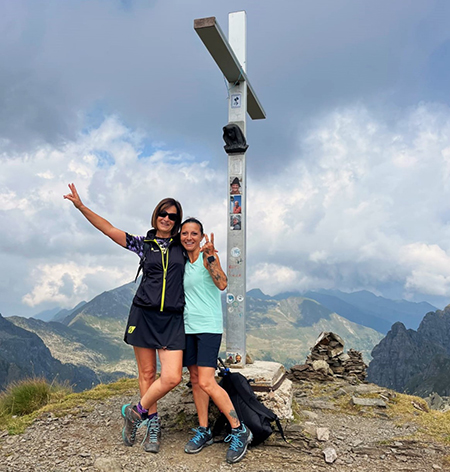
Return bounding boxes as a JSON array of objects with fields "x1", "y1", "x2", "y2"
[
  {"x1": 247, "y1": 288, "x2": 271, "y2": 300},
  {"x1": 390, "y1": 321, "x2": 407, "y2": 334}
]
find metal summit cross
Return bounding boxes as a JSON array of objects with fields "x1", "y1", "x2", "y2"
[{"x1": 194, "y1": 11, "x2": 266, "y2": 366}]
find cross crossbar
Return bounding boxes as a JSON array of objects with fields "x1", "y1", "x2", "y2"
[{"x1": 194, "y1": 17, "x2": 266, "y2": 120}]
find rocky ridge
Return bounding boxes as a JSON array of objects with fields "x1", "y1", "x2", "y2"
[{"x1": 368, "y1": 305, "x2": 450, "y2": 397}]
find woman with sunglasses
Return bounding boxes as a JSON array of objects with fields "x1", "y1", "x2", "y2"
[
  {"x1": 64, "y1": 183, "x2": 186, "y2": 454},
  {"x1": 179, "y1": 218, "x2": 252, "y2": 464}
]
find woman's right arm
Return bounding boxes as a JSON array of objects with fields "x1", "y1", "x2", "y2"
[{"x1": 63, "y1": 183, "x2": 126, "y2": 247}]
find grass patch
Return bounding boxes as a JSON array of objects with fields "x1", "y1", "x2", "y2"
[
  {"x1": 0, "y1": 377, "x2": 139, "y2": 435},
  {"x1": 414, "y1": 409, "x2": 450, "y2": 443},
  {"x1": 0, "y1": 378, "x2": 72, "y2": 417}
]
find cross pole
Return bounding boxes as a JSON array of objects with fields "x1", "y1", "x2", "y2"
[{"x1": 194, "y1": 11, "x2": 265, "y2": 366}]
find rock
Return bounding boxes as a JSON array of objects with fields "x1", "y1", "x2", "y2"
[
  {"x1": 312, "y1": 360, "x2": 332, "y2": 374},
  {"x1": 355, "y1": 384, "x2": 383, "y2": 395},
  {"x1": 426, "y1": 392, "x2": 444, "y2": 410},
  {"x1": 316, "y1": 427, "x2": 330, "y2": 441},
  {"x1": 334, "y1": 388, "x2": 347, "y2": 398},
  {"x1": 303, "y1": 422, "x2": 317, "y2": 436},
  {"x1": 301, "y1": 410, "x2": 319, "y2": 420},
  {"x1": 323, "y1": 447, "x2": 338, "y2": 464}
]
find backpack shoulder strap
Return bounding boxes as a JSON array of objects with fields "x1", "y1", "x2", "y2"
[{"x1": 134, "y1": 240, "x2": 152, "y2": 282}]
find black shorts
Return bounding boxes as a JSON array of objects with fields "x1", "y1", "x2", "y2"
[
  {"x1": 183, "y1": 333, "x2": 222, "y2": 368},
  {"x1": 124, "y1": 303, "x2": 185, "y2": 350}
]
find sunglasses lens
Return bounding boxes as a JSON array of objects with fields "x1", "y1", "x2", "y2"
[{"x1": 159, "y1": 211, "x2": 178, "y2": 222}]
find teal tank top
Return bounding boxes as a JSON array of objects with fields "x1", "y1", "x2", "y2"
[{"x1": 183, "y1": 256, "x2": 223, "y2": 334}]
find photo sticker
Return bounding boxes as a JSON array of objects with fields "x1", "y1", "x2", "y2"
[
  {"x1": 230, "y1": 195, "x2": 242, "y2": 214},
  {"x1": 230, "y1": 214, "x2": 241, "y2": 231},
  {"x1": 230, "y1": 177, "x2": 241, "y2": 195}
]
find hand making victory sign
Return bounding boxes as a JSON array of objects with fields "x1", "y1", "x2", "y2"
[
  {"x1": 200, "y1": 232, "x2": 227, "y2": 290},
  {"x1": 201, "y1": 233, "x2": 218, "y2": 258}
]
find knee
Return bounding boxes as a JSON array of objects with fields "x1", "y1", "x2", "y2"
[
  {"x1": 198, "y1": 378, "x2": 216, "y2": 395},
  {"x1": 161, "y1": 373, "x2": 182, "y2": 390},
  {"x1": 139, "y1": 366, "x2": 157, "y2": 385},
  {"x1": 189, "y1": 371, "x2": 199, "y2": 387}
]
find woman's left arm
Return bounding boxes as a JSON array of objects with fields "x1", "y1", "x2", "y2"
[{"x1": 202, "y1": 233, "x2": 227, "y2": 290}]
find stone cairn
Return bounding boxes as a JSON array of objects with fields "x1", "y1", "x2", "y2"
[{"x1": 288, "y1": 332, "x2": 367, "y2": 382}]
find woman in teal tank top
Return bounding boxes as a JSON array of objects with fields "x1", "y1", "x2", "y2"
[{"x1": 180, "y1": 218, "x2": 253, "y2": 464}]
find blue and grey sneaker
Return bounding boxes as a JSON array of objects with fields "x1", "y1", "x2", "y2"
[
  {"x1": 142, "y1": 415, "x2": 161, "y2": 453},
  {"x1": 224, "y1": 423, "x2": 253, "y2": 464},
  {"x1": 184, "y1": 426, "x2": 213, "y2": 454},
  {"x1": 121, "y1": 403, "x2": 143, "y2": 447}
]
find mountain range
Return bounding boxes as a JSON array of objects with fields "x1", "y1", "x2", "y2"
[
  {"x1": 245, "y1": 292, "x2": 383, "y2": 367},
  {"x1": 1, "y1": 283, "x2": 441, "y2": 392},
  {"x1": 0, "y1": 314, "x2": 98, "y2": 392},
  {"x1": 368, "y1": 305, "x2": 450, "y2": 397},
  {"x1": 8, "y1": 283, "x2": 139, "y2": 385},
  {"x1": 254, "y1": 289, "x2": 435, "y2": 334}
]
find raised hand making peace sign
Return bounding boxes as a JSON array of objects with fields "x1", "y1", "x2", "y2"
[{"x1": 201, "y1": 232, "x2": 218, "y2": 258}]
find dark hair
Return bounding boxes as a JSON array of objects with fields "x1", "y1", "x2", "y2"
[
  {"x1": 180, "y1": 217, "x2": 204, "y2": 235},
  {"x1": 151, "y1": 198, "x2": 183, "y2": 236}
]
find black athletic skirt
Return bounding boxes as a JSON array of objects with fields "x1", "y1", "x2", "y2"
[{"x1": 124, "y1": 303, "x2": 185, "y2": 350}]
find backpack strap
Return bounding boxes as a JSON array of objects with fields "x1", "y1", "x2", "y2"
[
  {"x1": 134, "y1": 240, "x2": 152, "y2": 282},
  {"x1": 274, "y1": 417, "x2": 288, "y2": 443}
]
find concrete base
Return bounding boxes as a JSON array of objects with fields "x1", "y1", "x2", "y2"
[{"x1": 229, "y1": 361, "x2": 293, "y2": 420}]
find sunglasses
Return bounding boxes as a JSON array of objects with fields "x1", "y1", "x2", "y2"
[{"x1": 158, "y1": 210, "x2": 178, "y2": 222}]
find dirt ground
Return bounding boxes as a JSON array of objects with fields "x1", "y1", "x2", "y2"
[{"x1": 1, "y1": 379, "x2": 449, "y2": 472}]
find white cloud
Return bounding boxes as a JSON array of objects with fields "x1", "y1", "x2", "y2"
[
  {"x1": 246, "y1": 103, "x2": 450, "y2": 304},
  {"x1": 400, "y1": 243, "x2": 450, "y2": 296},
  {"x1": 22, "y1": 262, "x2": 126, "y2": 307},
  {"x1": 3, "y1": 102, "x2": 450, "y2": 315}
]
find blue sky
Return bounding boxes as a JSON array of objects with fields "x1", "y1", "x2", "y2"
[{"x1": 2, "y1": 0, "x2": 450, "y2": 316}]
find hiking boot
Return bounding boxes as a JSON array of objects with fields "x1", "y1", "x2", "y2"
[
  {"x1": 121, "y1": 403, "x2": 143, "y2": 447},
  {"x1": 224, "y1": 423, "x2": 253, "y2": 464},
  {"x1": 142, "y1": 415, "x2": 161, "y2": 453},
  {"x1": 184, "y1": 426, "x2": 213, "y2": 454}
]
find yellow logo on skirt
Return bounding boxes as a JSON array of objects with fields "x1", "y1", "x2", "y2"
[{"x1": 128, "y1": 326, "x2": 136, "y2": 334}]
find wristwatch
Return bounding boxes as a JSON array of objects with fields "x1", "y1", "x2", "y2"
[{"x1": 207, "y1": 255, "x2": 216, "y2": 264}]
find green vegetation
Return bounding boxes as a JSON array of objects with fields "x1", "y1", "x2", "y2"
[
  {"x1": 0, "y1": 378, "x2": 72, "y2": 417},
  {"x1": 0, "y1": 377, "x2": 138, "y2": 435}
]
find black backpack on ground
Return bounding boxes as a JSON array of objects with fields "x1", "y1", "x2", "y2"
[{"x1": 213, "y1": 358, "x2": 287, "y2": 446}]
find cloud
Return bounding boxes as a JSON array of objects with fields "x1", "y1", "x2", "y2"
[
  {"x1": 400, "y1": 243, "x2": 450, "y2": 296},
  {"x1": 4, "y1": 0, "x2": 450, "y2": 315},
  {"x1": 0, "y1": 115, "x2": 228, "y2": 314},
  {"x1": 4, "y1": 101, "x2": 450, "y2": 315},
  {"x1": 247, "y1": 103, "x2": 450, "y2": 305},
  {"x1": 22, "y1": 262, "x2": 126, "y2": 307}
]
